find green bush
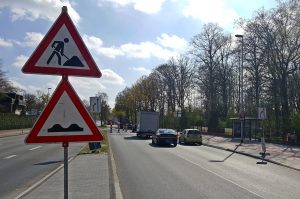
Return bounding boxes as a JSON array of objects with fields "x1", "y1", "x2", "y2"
[
  {"x1": 290, "y1": 112, "x2": 300, "y2": 136},
  {"x1": 0, "y1": 113, "x2": 37, "y2": 130}
]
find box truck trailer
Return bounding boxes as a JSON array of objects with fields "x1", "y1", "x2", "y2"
[{"x1": 136, "y1": 111, "x2": 159, "y2": 138}]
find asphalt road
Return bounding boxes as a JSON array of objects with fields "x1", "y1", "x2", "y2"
[
  {"x1": 0, "y1": 134, "x2": 85, "y2": 199},
  {"x1": 110, "y1": 131, "x2": 300, "y2": 199}
]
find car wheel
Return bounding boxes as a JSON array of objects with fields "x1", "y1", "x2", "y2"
[{"x1": 173, "y1": 142, "x2": 177, "y2": 147}]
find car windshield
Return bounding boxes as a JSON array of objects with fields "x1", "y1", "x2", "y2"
[
  {"x1": 159, "y1": 129, "x2": 176, "y2": 134},
  {"x1": 188, "y1": 130, "x2": 201, "y2": 135}
]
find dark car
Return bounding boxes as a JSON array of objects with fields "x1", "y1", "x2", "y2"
[{"x1": 152, "y1": 129, "x2": 178, "y2": 147}]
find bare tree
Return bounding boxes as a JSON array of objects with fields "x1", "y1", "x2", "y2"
[
  {"x1": 170, "y1": 56, "x2": 195, "y2": 112},
  {"x1": 190, "y1": 23, "x2": 227, "y2": 129}
]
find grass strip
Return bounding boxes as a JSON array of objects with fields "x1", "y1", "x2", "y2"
[{"x1": 79, "y1": 129, "x2": 108, "y2": 154}]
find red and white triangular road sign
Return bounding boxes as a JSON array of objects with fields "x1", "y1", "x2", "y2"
[
  {"x1": 25, "y1": 78, "x2": 103, "y2": 143},
  {"x1": 22, "y1": 9, "x2": 101, "y2": 77}
]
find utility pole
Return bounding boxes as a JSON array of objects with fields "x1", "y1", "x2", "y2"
[{"x1": 235, "y1": 34, "x2": 244, "y2": 143}]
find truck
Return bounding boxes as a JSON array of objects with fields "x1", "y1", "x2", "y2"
[{"x1": 136, "y1": 111, "x2": 159, "y2": 138}]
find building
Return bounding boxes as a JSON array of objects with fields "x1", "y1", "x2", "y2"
[{"x1": 0, "y1": 92, "x2": 26, "y2": 115}]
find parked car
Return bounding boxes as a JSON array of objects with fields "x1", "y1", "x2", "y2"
[
  {"x1": 178, "y1": 129, "x2": 202, "y2": 145},
  {"x1": 152, "y1": 129, "x2": 178, "y2": 147}
]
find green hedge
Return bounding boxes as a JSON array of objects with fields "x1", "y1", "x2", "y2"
[{"x1": 0, "y1": 113, "x2": 37, "y2": 130}]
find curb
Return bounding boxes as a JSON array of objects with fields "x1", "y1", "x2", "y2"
[
  {"x1": 0, "y1": 130, "x2": 30, "y2": 138},
  {"x1": 107, "y1": 131, "x2": 123, "y2": 199},
  {"x1": 203, "y1": 143, "x2": 300, "y2": 172},
  {"x1": 14, "y1": 155, "x2": 77, "y2": 199}
]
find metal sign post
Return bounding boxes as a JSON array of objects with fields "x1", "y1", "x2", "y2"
[
  {"x1": 63, "y1": 142, "x2": 69, "y2": 199},
  {"x1": 258, "y1": 107, "x2": 269, "y2": 163},
  {"x1": 23, "y1": 6, "x2": 103, "y2": 198}
]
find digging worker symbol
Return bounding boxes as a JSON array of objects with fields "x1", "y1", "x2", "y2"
[
  {"x1": 46, "y1": 37, "x2": 84, "y2": 67},
  {"x1": 47, "y1": 38, "x2": 69, "y2": 65}
]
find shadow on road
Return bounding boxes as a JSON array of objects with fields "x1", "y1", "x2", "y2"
[
  {"x1": 178, "y1": 143, "x2": 202, "y2": 147},
  {"x1": 123, "y1": 136, "x2": 147, "y2": 141},
  {"x1": 208, "y1": 144, "x2": 241, "y2": 163},
  {"x1": 34, "y1": 160, "x2": 62, "y2": 165},
  {"x1": 148, "y1": 143, "x2": 176, "y2": 148}
]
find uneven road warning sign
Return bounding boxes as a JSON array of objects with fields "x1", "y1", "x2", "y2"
[
  {"x1": 22, "y1": 7, "x2": 101, "y2": 77},
  {"x1": 25, "y1": 77, "x2": 103, "y2": 143}
]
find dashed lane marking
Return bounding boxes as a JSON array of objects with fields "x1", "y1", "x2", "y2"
[
  {"x1": 29, "y1": 146, "x2": 42, "y2": 151},
  {"x1": 4, "y1": 155, "x2": 17, "y2": 159}
]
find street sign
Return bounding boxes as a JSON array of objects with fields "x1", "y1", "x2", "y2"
[
  {"x1": 258, "y1": 107, "x2": 267, "y2": 120},
  {"x1": 22, "y1": 7, "x2": 101, "y2": 77},
  {"x1": 25, "y1": 78, "x2": 103, "y2": 143},
  {"x1": 90, "y1": 97, "x2": 101, "y2": 113}
]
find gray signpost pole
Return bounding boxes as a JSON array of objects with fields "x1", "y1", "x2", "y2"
[{"x1": 63, "y1": 142, "x2": 69, "y2": 199}]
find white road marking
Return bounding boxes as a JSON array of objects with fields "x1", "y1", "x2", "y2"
[
  {"x1": 29, "y1": 146, "x2": 42, "y2": 151},
  {"x1": 4, "y1": 155, "x2": 17, "y2": 159},
  {"x1": 173, "y1": 152, "x2": 265, "y2": 199}
]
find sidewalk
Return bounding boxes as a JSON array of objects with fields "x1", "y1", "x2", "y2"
[
  {"x1": 202, "y1": 135, "x2": 300, "y2": 171},
  {"x1": 0, "y1": 128, "x2": 30, "y2": 138},
  {"x1": 18, "y1": 154, "x2": 110, "y2": 199}
]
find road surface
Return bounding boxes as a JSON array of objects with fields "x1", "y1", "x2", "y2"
[
  {"x1": 0, "y1": 134, "x2": 84, "y2": 199},
  {"x1": 110, "y1": 130, "x2": 300, "y2": 199}
]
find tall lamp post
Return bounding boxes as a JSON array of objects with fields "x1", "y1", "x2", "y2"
[
  {"x1": 47, "y1": 87, "x2": 52, "y2": 102},
  {"x1": 235, "y1": 34, "x2": 244, "y2": 143}
]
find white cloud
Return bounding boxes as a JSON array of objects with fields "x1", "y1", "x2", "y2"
[
  {"x1": 23, "y1": 32, "x2": 44, "y2": 47},
  {"x1": 13, "y1": 55, "x2": 29, "y2": 68},
  {"x1": 0, "y1": 37, "x2": 13, "y2": 47},
  {"x1": 10, "y1": 79, "x2": 27, "y2": 91},
  {"x1": 13, "y1": 32, "x2": 44, "y2": 48},
  {"x1": 157, "y1": 33, "x2": 188, "y2": 50},
  {"x1": 70, "y1": 77, "x2": 106, "y2": 91},
  {"x1": 83, "y1": 35, "x2": 124, "y2": 58},
  {"x1": 97, "y1": 0, "x2": 166, "y2": 14},
  {"x1": 10, "y1": 79, "x2": 42, "y2": 93},
  {"x1": 0, "y1": 0, "x2": 80, "y2": 24},
  {"x1": 101, "y1": 69, "x2": 125, "y2": 85},
  {"x1": 69, "y1": 69, "x2": 124, "y2": 105},
  {"x1": 182, "y1": 0, "x2": 239, "y2": 28},
  {"x1": 69, "y1": 69, "x2": 124, "y2": 96},
  {"x1": 120, "y1": 42, "x2": 176, "y2": 60},
  {"x1": 83, "y1": 34, "x2": 180, "y2": 61},
  {"x1": 129, "y1": 67, "x2": 151, "y2": 74}
]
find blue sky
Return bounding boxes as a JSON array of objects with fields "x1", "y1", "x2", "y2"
[{"x1": 0, "y1": 0, "x2": 277, "y2": 107}]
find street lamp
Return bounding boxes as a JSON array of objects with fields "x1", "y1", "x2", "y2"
[
  {"x1": 47, "y1": 87, "x2": 52, "y2": 102},
  {"x1": 235, "y1": 34, "x2": 244, "y2": 143}
]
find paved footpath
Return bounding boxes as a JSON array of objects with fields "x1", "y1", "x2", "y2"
[
  {"x1": 17, "y1": 154, "x2": 110, "y2": 199},
  {"x1": 203, "y1": 135, "x2": 300, "y2": 171},
  {"x1": 0, "y1": 128, "x2": 30, "y2": 138}
]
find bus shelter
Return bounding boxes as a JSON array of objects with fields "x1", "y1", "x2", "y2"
[{"x1": 231, "y1": 117, "x2": 261, "y2": 141}]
